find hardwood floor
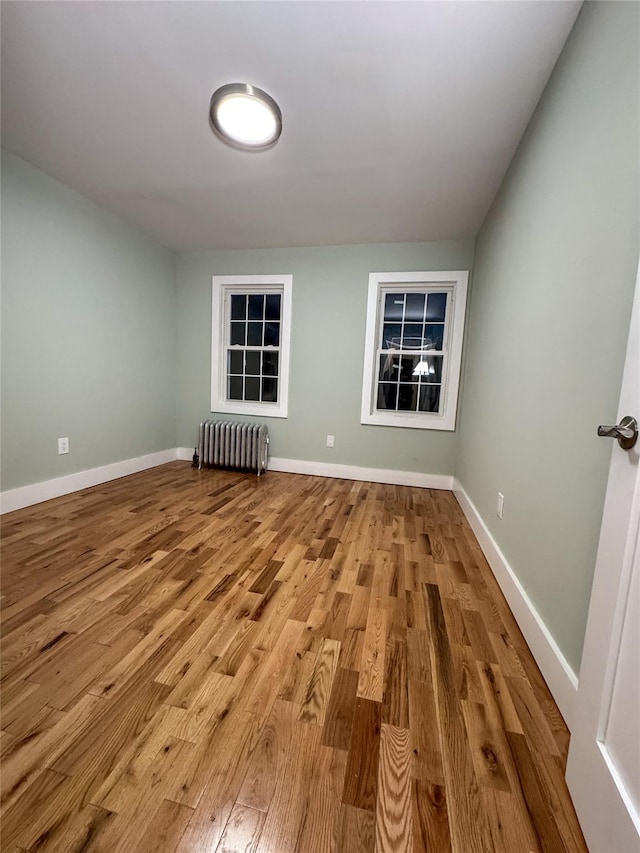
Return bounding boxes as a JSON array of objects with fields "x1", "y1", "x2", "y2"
[{"x1": 0, "y1": 462, "x2": 587, "y2": 852}]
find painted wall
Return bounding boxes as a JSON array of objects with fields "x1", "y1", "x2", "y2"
[
  {"x1": 456, "y1": 1, "x2": 639, "y2": 674},
  {"x1": 176, "y1": 241, "x2": 474, "y2": 474},
  {"x1": 1, "y1": 151, "x2": 177, "y2": 491}
]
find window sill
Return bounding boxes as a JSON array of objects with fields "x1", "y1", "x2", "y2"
[
  {"x1": 212, "y1": 399, "x2": 288, "y2": 419},
  {"x1": 360, "y1": 410, "x2": 456, "y2": 431}
]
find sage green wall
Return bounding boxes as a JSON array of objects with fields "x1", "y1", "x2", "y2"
[
  {"x1": 456, "y1": 1, "x2": 639, "y2": 674},
  {"x1": 1, "y1": 151, "x2": 177, "y2": 491},
  {"x1": 176, "y1": 241, "x2": 474, "y2": 473}
]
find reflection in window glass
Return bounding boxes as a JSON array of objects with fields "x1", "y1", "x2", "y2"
[
  {"x1": 398, "y1": 383, "x2": 419, "y2": 411},
  {"x1": 384, "y1": 293, "x2": 405, "y2": 322},
  {"x1": 262, "y1": 378, "x2": 277, "y2": 401},
  {"x1": 419, "y1": 384, "x2": 441, "y2": 413},
  {"x1": 382, "y1": 323, "x2": 402, "y2": 349},
  {"x1": 375, "y1": 289, "x2": 449, "y2": 415},
  {"x1": 405, "y1": 292, "x2": 425, "y2": 321},
  {"x1": 262, "y1": 351, "x2": 279, "y2": 376},
  {"x1": 264, "y1": 323, "x2": 280, "y2": 347},
  {"x1": 377, "y1": 383, "x2": 398, "y2": 410},
  {"x1": 426, "y1": 292, "x2": 447, "y2": 322}
]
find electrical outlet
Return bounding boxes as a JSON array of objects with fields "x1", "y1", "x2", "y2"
[
  {"x1": 496, "y1": 492, "x2": 504, "y2": 519},
  {"x1": 58, "y1": 437, "x2": 69, "y2": 455},
  {"x1": 326, "y1": 435, "x2": 335, "y2": 448}
]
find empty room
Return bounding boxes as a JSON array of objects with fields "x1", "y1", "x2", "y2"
[{"x1": 1, "y1": 1, "x2": 638, "y2": 851}]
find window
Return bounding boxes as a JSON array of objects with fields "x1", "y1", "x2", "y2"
[
  {"x1": 211, "y1": 274, "x2": 292, "y2": 418},
  {"x1": 361, "y1": 271, "x2": 468, "y2": 430}
]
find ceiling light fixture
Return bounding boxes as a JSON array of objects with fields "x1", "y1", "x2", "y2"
[{"x1": 209, "y1": 83, "x2": 282, "y2": 150}]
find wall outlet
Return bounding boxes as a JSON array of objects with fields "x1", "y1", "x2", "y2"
[
  {"x1": 58, "y1": 437, "x2": 69, "y2": 455},
  {"x1": 496, "y1": 492, "x2": 504, "y2": 519},
  {"x1": 326, "y1": 435, "x2": 335, "y2": 448}
]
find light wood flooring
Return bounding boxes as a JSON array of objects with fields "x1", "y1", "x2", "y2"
[{"x1": 0, "y1": 462, "x2": 587, "y2": 852}]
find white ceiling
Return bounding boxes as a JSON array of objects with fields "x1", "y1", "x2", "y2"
[{"x1": 1, "y1": 1, "x2": 581, "y2": 251}]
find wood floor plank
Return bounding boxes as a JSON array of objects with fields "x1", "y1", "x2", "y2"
[
  {"x1": 342, "y1": 697, "x2": 382, "y2": 812},
  {"x1": 375, "y1": 724, "x2": 413, "y2": 852},
  {"x1": 0, "y1": 463, "x2": 587, "y2": 853}
]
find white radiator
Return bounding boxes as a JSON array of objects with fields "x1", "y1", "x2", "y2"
[{"x1": 196, "y1": 420, "x2": 269, "y2": 476}]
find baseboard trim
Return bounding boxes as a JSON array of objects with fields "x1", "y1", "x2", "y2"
[
  {"x1": 0, "y1": 449, "x2": 178, "y2": 514},
  {"x1": 176, "y1": 447, "x2": 195, "y2": 462},
  {"x1": 268, "y1": 456, "x2": 453, "y2": 490},
  {"x1": 177, "y1": 448, "x2": 452, "y2": 489},
  {"x1": 453, "y1": 478, "x2": 578, "y2": 726}
]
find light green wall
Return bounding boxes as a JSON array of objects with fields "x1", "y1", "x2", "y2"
[
  {"x1": 456, "y1": 1, "x2": 639, "y2": 674},
  {"x1": 1, "y1": 151, "x2": 177, "y2": 491},
  {"x1": 176, "y1": 241, "x2": 474, "y2": 473}
]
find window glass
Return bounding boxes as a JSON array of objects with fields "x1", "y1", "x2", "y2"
[
  {"x1": 265, "y1": 294, "x2": 281, "y2": 320},
  {"x1": 231, "y1": 295, "x2": 246, "y2": 320},
  {"x1": 405, "y1": 292, "x2": 425, "y2": 321},
  {"x1": 362, "y1": 273, "x2": 466, "y2": 430},
  {"x1": 230, "y1": 322, "x2": 246, "y2": 346},
  {"x1": 248, "y1": 294, "x2": 264, "y2": 320},
  {"x1": 223, "y1": 287, "x2": 285, "y2": 407},
  {"x1": 384, "y1": 293, "x2": 404, "y2": 322},
  {"x1": 426, "y1": 292, "x2": 447, "y2": 322}
]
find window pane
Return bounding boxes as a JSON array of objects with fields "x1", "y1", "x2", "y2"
[
  {"x1": 228, "y1": 376, "x2": 243, "y2": 400},
  {"x1": 262, "y1": 377, "x2": 277, "y2": 402},
  {"x1": 247, "y1": 322, "x2": 263, "y2": 346},
  {"x1": 424, "y1": 324, "x2": 444, "y2": 351},
  {"x1": 382, "y1": 323, "x2": 401, "y2": 349},
  {"x1": 379, "y1": 354, "x2": 399, "y2": 383},
  {"x1": 230, "y1": 322, "x2": 246, "y2": 345},
  {"x1": 417, "y1": 355, "x2": 443, "y2": 383},
  {"x1": 419, "y1": 384, "x2": 441, "y2": 413},
  {"x1": 245, "y1": 377, "x2": 260, "y2": 401},
  {"x1": 245, "y1": 351, "x2": 260, "y2": 376},
  {"x1": 405, "y1": 292, "x2": 425, "y2": 322},
  {"x1": 398, "y1": 383, "x2": 419, "y2": 411},
  {"x1": 231, "y1": 295, "x2": 246, "y2": 320},
  {"x1": 248, "y1": 294, "x2": 264, "y2": 320},
  {"x1": 384, "y1": 293, "x2": 405, "y2": 322},
  {"x1": 262, "y1": 351, "x2": 279, "y2": 376},
  {"x1": 426, "y1": 292, "x2": 447, "y2": 322},
  {"x1": 264, "y1": 322, "x2": 280, "y2": 347},
  {"x1": 400, "y1": 355, "x2": 420, "y2": 382},
  {"x1": 402, "y1": 324, "x2": 423, "y2": 350},
  {"x1": 228, "y1": 350, "x2": 244, "y2": 374},
  {"x1": 265, "y1": 294, "x2": 281, "y2": 321},
  {"x1": 377, "y1": 382, "x2": 398, "y2": 410}
]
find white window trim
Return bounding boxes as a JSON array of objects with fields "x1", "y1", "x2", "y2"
[
  {"x1": 361, "y1": 270, "x2": 468, "y2": 431},
  {"x1": 211, "y1": 274, "x2": 292, "y2": 418}
]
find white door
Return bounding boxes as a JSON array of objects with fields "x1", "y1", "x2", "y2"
[{"x1": 566, "y1": 259, "x2": 640, "y2": 853}]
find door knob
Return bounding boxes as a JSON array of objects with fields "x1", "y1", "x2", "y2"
[{"x1": 597, "y1": 415, "x2": 638, "y2": 450}]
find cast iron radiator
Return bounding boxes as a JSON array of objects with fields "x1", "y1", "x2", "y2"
[{"x1": 195, "y1": 420, "x2": 269, "y2": 476}]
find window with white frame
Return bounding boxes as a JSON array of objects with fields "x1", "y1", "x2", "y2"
[
  {"x1": 361, "y1": 271, "x2": 468, "y2": 430},
  {"x1": 211, "y1": 275, "x2": 292, "y2": 418}
]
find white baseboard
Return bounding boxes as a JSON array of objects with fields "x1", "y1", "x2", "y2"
[
  {"x1": 0, "y1": 449, "x2": 177, "y2": 514},
  {"x1": 268, "y1": 456, "x2": 453, "y2": 490},
  {"x1": 453, "y1": 478, "x2": 578, "y2": 727},
  {"x1": 177, "y1": 448, "x2": 452, "y2": 489},
  {"x1": 176, "y1": 447, "x2": 195, "y2": 462}
]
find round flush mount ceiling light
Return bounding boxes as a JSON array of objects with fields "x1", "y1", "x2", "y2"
[{"x1": 209, "y1": 83, "x2": 282, "y2": 150}]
